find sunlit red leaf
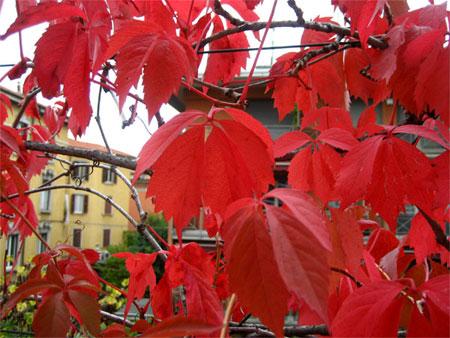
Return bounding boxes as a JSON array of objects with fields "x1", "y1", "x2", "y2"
[
  {"x1": 113, "y1": 252, "x2": 158, "y2": 317},
  {"x1": 141, "y1": 316, "x2": 221, "y2": 337},
  {"x1": 331, "y1": 280, "x2": 406, "y2": 337},
  {"x1": 2, "y1": 2, "x2": 86, "y2": 38},
  {"x1": 137, "y1": 108, "x2": 273, "y2": 235}
]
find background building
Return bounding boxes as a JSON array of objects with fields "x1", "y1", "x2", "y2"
[{"x1": 0, "y1": 87, "x2": 135, "y2": 268}]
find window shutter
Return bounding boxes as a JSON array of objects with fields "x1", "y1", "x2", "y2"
[
  {"x1": 103, "y1": 229, "x2": 111, "y2": 247},
  {"x1": 83, "y1": 195, "x2": 89, "y2": 213},
  {"x1": 73, "y1": 229, "x2": 81, "y2": 248},
  {"x1": 70, "y1": 195, "x2": 75, "y2": 214},
  {"x1": 102, "y1": 168, "x2": 107, "y2": 183},
  {"x1": 104, "y1": 197, "x2": 112, "y2": 215}
]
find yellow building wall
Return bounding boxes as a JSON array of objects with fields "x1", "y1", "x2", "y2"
[{"x1": 0, "y1": 88, "x2": 134, "y2": 269}]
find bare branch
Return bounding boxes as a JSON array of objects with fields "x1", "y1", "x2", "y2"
[
  {"x1": 228, "y1": 323, "x2": 330, "y2": 337},
  {"x1": 100, "y1": 310, "x2": 133, "y2": 327},
  {"x1": 287, "y1": 0, "x2": 305, "y2": 25},
  {"x1": 213, "y1": 0, "x2": 245, "y2": 26},
  {"x1": 197, "y1": 18, "x2": 386, "y2": 50},
  {"x1": 12, "y1": 87, "x2": 41, "y2": 128},
  {"x1": 24, "y1": 141, "x2": 138, "y2": 171}
]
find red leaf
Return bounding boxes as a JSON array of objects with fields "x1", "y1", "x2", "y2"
[
  {"x1": 334, "y1": 0, "x2": 387, "y2": 47},
  {"x1": 265, "y1": 205, "x2": 330, "y2": 322},
  {"x1": 32, "y1": 292, "x2": 71, "y2": 338},
  {"x1": 159, "y1": 244, "x2": 223, "y2": 325},
  {"x1": 302, "y1": 107, "x2": 353, "y2": 133},
  {"x1": 408, "y1": 275, "x2": 450, "y2": 337},
  {"x1": 67, "y1": 290, "x2": 101, "y2": 336},
  {"x1": 110, "y1": 20, "x2": 196, "y2": 120},
  {"x1": 370, "y1": 24, "x2": 406, "y2": 81},
  {"x1": 367, "y1": 228, "x2": 399, "y2": 262},
  {"x1": 134, "y1": 110, "x2": 205, "y2": 181},
  {"x1": 203, "y1": 16, "x2": 249, "y2": 88},
  {"x1": 222, "y1": 191, "x2": 331, "y2": 334},
  {"x1": 331, "y1": 280, "x2": 405, "y2": 337},
  {"x1": 14, "y1": 196, "x2": 38, "y2": 239},
  {"x1": 113, "y1": 252, "x2": 157, "y2": 317},
  {"x1": 0, "y1": 93, "x2": 12, "y2": 123},
  {"x1": 316, "y1": 128, "x2": 358, "y2": 151},
  {"x1": 344, "y1": 48, "x2": 390, "y2": 105},
  {"x1": 394, "y1": 124, "x2": 449, "y2": 150},
  {"x1": 407, "y1": 212, "x2": 447, "y2": 265},
  {"x1": 146, "y1": 126, "x2": 205, "y2": 235},
  {"x1": 265, "y1": 188, "x2": 330, "y2": 251},
  {"x1": 1, "y1": 279, "x2": 60, "y2": 318},
  {"x1": 141, "y1": 316, "x2": 221, "y2": 337},
  {"x1": 100, "y1": 323, "x2": 127, "y2": 338},
  {"x1": 336, "y1": 135, "x2": 434, "y2": 228},
  {"x1": 64, "y1": 30, "x2": 92, "y2": 136},
  {"x1": 336, "y1": 135, "x2": 383, "y2": 207},
  {"x1": 222, "y1": 200, "x2": 289, "y2": 336},
  {"x1": 356, "y1": 105, "x2": 384, "y2": 138},
  {"x1": 34, "y1": 22, "x2": 78, "y2": 98},
  {"x1": 431, "y1": 151, "x2": 450, "y2": 210},
  {"x1": 273, "y1": 131, "x2": 311, "y2": 158},
  {"x1": 2, "y1": 2, "x2": 87, "y2": 38},
  {"x1": 328, "y1": 209, "x2": 365, "y2": 280},
  {"x1": 7, "y1": 58, "x2": 29, "y2": 80},
  {"x1": 302, "y1": 17, "x2": 337, "y2": 44},
  {"x1": 139, "y1": 108, "x2": 273, "y2": 235},
  {"x1": 288, "y1": 144, "x2": 342, "y2": 203}
]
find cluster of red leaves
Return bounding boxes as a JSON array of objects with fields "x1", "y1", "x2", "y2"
[
  {"x1": 270, "y1": 2, "x2": 448, "y2": 125},
  {"x1": 1, "y1": 0, "x2": 449, "y2": 337},
  {"x1": 1, "y1": 246, "x2": 101, "y2": 337}
]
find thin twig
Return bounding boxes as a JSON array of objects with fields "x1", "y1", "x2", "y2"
[
  {"x1": 100, "y1": 310, "x2": 134, "y2": 327},
  {"x1": 12, "y1": 87, "x2": 41, "y2": 128},
  {"x1": 220, "y1": 293, "x2": 236, "y2": 338},
  {"x1": 197, "y1": 41, "x2": 353, "y2": 54},
  {"x1": 331, "y1": 267, "x2": 363, "y2": 287},
  {"x1": 95, "y1": 85, "x2": 112, "y2": 154},
  {"x1": 193, "y1": 78, "x2": 241, "y2": 101}
]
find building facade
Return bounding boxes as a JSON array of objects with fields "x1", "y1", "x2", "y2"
[{"x1": 0, "y1": 87, "x2": 135, "y2": 268}]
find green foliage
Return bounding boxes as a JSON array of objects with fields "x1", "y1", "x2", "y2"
[
  {"x1": 0, "y1": 265, "x2": 36, "y2": 337},
  {"x1": 94, "y1": 213, "x2": 168, "y2": 286}
]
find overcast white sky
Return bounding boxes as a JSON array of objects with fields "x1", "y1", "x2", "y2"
[{"x1": 0, "y1": 0, "x2": 437, "y2": 156}]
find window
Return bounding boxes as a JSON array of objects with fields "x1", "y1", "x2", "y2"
[
  {"x1": 102, "y1": 167, "x2": 117, "y2": 184},
  {"x1": 397, "y1": 205, "x2": 417, "y2": 235},
  {"x1": 104, "y1": 196, "x2": 113, "y2": 215},
  {"x1": 37, "y1": 232, "x2": 48, "y2": 254},
  {"x1": 6, "y1": 234, "x2": 19, "y2": 268},
  {"x1": 103, "y1": 229, "x2": 111, "y2": 247},
  {"x1": 72, "y1": 161, "x2": 89, "y2": 182},
  {"x1": 71, "y1": 194, "x2": 88, "y2": 214},
  {"x1": 40, "y1": 170, "x2": 54, "y2": 212},
  {"x1": 73, "y1": 229, "x2": 82, "y2": 248}
]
